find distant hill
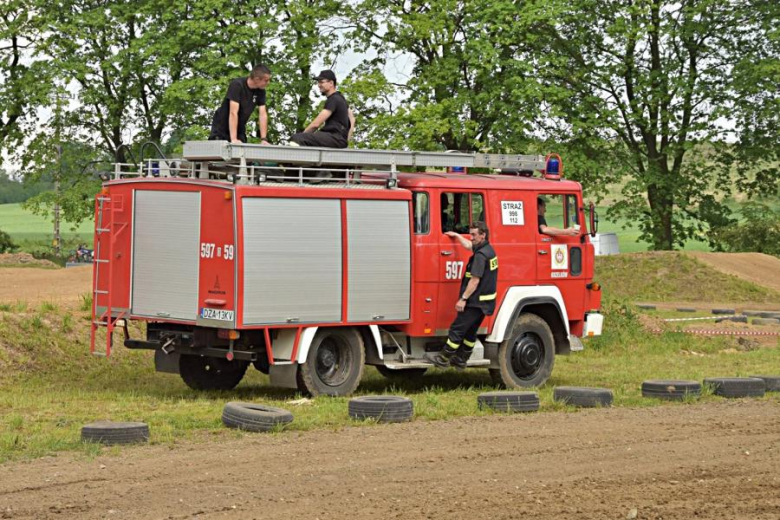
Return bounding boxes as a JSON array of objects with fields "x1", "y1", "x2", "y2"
[{"x1": 595, "y1": 252, "x2": 780, "y2": 303}]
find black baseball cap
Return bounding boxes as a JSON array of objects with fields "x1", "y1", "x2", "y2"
[{"x1": 314, "y1": 69, "x2": 337, "y2": 85}]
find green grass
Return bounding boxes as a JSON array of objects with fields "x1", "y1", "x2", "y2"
[
  {"x1": 595, "y1": 252, "x2": 780, "y2": 303},
  {"x1": 0, "y1": 203, "x2": 93, "y2": 251},
  {"x1": 0, "y1": 299, "x2": 778, "y2": 464}
]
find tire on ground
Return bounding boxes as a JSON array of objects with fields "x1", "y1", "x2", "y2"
[
  {"x1": 179, "y1": 355, "x2": 249, "y2": 391},
  {"x1": 703, "y1": 377, "x2": 766, "y2": 398},
  {"x1": 553, "y1": 387, "x2": 613, "y2": 408},
  {"x1": 496, "y1": 313, "x2": 555, "y2": 389},
  {"x1": 636, "y1": 304, "x2": 656, "y2": 310},
  {"x1": 676, "y1": 307, "x2": 696, "y2": 313},
  {"x1": 752, "y1": 318, "x2": 780, "y2": 326},
  {"x1": 376, "y1": 365, "x2": 427, "y2": 380},
  {"x1": 81, "y1": 421, "x2": 149, "y2": 445},
  {"x1": 222, "y1": 402, "x2": 293, "y2": 432},
  {"x1": 297, "y1": 327, "x2": 365, "y2": 397},
  {"x1": 477, "y1": 391, "x2": 540, "y2": 412},
  {"x1": 641, "y1": 380, "x2": 701, "y2": 400},
  {"x1": 712, "y1": 308, "x2": 735, "y2": 315},
  {"x1": 749, "y1": 375, "x2": 780, "y2": 392},
  {"x1": 348, "y1": 396, "x2": 413, "y2": 423}
]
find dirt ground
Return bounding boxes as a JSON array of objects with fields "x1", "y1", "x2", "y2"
[
  {"x1": 686, "y1": 252, "x2": 780, "y2": 295},
  {"x1": 0, "y1": 265, "x2": 91, "y2": 305},
  {"x1": 0, "y1": 400, "x2": 778, "y2": 519}
]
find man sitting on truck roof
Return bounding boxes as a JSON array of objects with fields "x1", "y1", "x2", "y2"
[
  {"x1": 289, "y1": 70, "x2": 355, "y2": 149},
  {"x1": 209, "y1": 64, "x2": 272, "y2": 144},
  {"x1": 538, "y1": 197, "x2": 579, "y2": 236}
]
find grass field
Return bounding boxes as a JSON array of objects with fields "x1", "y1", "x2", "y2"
[
  {"x1": 0, "y1": 253, "x2": 778, "y2": 463},
  {"x1": 0, "y1": 203, "x2": 93, "y2": 252}
]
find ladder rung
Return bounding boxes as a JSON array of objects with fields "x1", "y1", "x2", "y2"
[
  {"x1": 91, "y1": 351, "x2": 107, "y2": 357},
  {"x1": 94, "y1": 290, "x2": 108, "y2": 295},
  {"x1": 96, "y1": 228, "x2": 110, "y2": 232},
  {"x1": 93, "y1": 320, "x2": 109, "y2": 326},
  {"x1": 97, "y1": 196, "x2": 111, "y2": 201},
  {"x1": 94, "y1": 259, "x2": 109, "y2": 264}
]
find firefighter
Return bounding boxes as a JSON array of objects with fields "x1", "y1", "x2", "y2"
[
  {"x1": 537, "y1": 197, "x2": 579, "y2": 236},
  {"x1": 289, "y1": 70, "x2": 355, "y2": 149},
  {"x1": 209, "y1": 64, "x2": 271, "y2": 144},
  {"x1": 424, "y1": 221, "x2": 498, "y2": 369}
]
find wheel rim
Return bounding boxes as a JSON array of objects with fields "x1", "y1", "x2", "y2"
[
  {"x1": 315, "y1": 336, "x2": 352, "y2": 387},
  {"x1": 510, "y1": 332, "x2": 544, "y2": 380}
]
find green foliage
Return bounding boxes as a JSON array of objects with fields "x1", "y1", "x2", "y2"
[
  {"x1": 0, "y1": 171, "x2": 53, "y2": 204},
  {"x1": 709, "y1": 202, "x2": 780, "y2": 257},
  {"x1": 0, "y1": 228, "x2": 16, "y2": 253}
]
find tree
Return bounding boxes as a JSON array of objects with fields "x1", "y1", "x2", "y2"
[
  {"x1": 348, "y1": 0, "x2": 545, "y2": 152},
  {"x1": 0, "y1": 0, "x2": 49, "y2": 150},
  {"x1": 535, "y1": 0, "x2": 779, "y2": 249}
]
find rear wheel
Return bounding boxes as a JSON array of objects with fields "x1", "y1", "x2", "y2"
[
  {"x1": 297, "y1": 327, "x2": 365, "y2": 396},
  {"x1": 496, "y1": 313, "x2": 555, "y2": 388},
  {"x1": 179, "y1": 355, "x2": 249, "y2": 390}
]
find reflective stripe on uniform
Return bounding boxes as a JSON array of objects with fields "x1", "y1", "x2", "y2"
[
  {"x1": 479, "y1": 293, "x2": 497, "y2": 301},
  {"x1": 446, "y1": 338, "x2": 460, "y2": 349},
  {"x1": 463, "y1": 339, "x2": 476, "y2": 347},
  {"x1": 465, "y1": 272, "x2": 472, "y2": 278}
]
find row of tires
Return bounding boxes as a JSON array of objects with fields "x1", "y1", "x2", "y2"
[{"x1": 80, "y1": 375, "x2": 780, "y2": 444}]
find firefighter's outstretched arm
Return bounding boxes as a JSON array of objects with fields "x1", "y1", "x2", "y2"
[{"x1": 445, "y1": 230, "x2": 473, "y2": 250}]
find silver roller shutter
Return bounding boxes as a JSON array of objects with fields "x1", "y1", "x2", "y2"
[
  {"x1": 347, "y1": 200, "x2": 411, "y2": 322},
  {"x1": 131, "y1": 190, "x2": 201, "y2": 320},
  {"x1": 242, "y1": 198, "x2": 342, "y2": 324}
]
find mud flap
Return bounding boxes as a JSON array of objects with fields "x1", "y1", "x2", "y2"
[
  {"x1": 269, "y1": 363, "x2": 299, "y2": 389},
  {"x1": 155, "y1": 349, "x2": 180, "y2": 374}
]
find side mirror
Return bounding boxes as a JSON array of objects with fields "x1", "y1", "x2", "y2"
[{"x1": 589, "y1": 202, "x2": 598, "y2": 237}]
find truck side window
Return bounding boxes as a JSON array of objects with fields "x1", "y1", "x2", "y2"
[
  {"x1": 565, "y1": 194, "x2": 579, "y2": 227},
  {"x1": 442, "y1": 192, "x2": 484, "y2": 233},
  {"x1": 413, "y1": 192, "x2": 430, "y2": 234},
  {"x1": 538, "y1": 194, "x2": 565, "y2": 233}
]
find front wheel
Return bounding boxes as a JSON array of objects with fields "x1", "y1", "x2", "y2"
[
  {"x1": 297, "y1": 327, "x2": 365, "y2": 396},
  {"x1": 179, "y1": 355, "x2": 249, "y2": 391},
  {"x1": 495, "y1": 313, "x2": 555, "y2": 388}
]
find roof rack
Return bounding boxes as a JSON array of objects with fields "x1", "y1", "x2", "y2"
[{"x1": 182, "y1": 141, "x2": 547, "y2": 171}]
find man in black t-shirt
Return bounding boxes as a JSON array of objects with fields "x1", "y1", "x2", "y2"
[
  {"x1": 290, "y1": 70, "x2": 355, "y2": 149},
  {"x1": 537, "y1": 197, "x2": 579, "y2": 236},
  {"x1": 209, "y1": 64, "x2": 271, "y2": 144}
]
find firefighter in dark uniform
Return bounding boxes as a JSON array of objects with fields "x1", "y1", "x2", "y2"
[{"x1": 425, "y1": 221, "x2": 498, "y2": 369}]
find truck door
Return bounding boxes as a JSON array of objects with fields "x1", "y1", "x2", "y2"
[
  {"x1": 436, "y1": 191, "x2": 485, "y2": 333},
  {"x1": 535, "y1": 193, "x2": 586, "y2": 321}
]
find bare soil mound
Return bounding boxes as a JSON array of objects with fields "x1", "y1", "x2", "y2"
[
  {"x1": 687, "y1": 252, "x2": 780, "y2": 294},
  {"x1": 0, "y1": 253, "x2": 57, "y2": 268},
  {"x1": 0, "y1": 265, "x2": 92, "y2": 305},
  {"x1": 0, "y1": 400, "x2": 777, "y2": 519}
]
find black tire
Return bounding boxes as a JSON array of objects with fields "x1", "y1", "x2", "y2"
[
  {"x1": 81, "y1": 421, "x2": 149, "y2": 445},
  {"x1": 376, "y1": 365, "x2": 427, "y2": 380},
  {"x1": 477, "y1": 391, "x2": 540, "y2": 413},
  {"x1": 179, "y1": 355, "x2": 249, "y2": 391},
  {"x1": 712, "y1": 308, "x2": 735, "y2": 315},
  {"x1": 553, "y1": 386, "x2": 613, "y2": 408},
  {"x1": 222, "y1": 402, "x2": 293, "y2": 432},
  {"x1": 297, "y1": 327, "x2": 365, "y2": 397},
  {"x1": 758, "y1": 311, "x2": 780, "y2": 319},
  {"x1": 636, "y1": 304, "x2": 656, "y2": 310},
  {"x1": 496, "y1": 314, "x2": 555, "y2": 388},
  {"x1": 752, "y1": 318, "x2": 780, "y2": 326},
  {"x1": 749, "y1": 375, "x2": 780, "y2": 392},
  {"x1": 716, "y1": 316, "x2": 748, "y2": 323},
  {"x1": 348, "y1": 396, "x2": 413, "y2": 423},
  {"x1": 641, "y1": 380, "x2": 702, "y2": 400},
  {"x1": 704, "y1": 377, "x2": 766, "y2": 398},
  {"x1": 676, "y1": 307, "x2": 697, "y2": 313}
]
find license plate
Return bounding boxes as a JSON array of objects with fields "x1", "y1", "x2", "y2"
[{"x1": 200, "y1": 308, "x2": 234, "y2": 321}]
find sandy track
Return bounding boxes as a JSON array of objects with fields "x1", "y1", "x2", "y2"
[
  {"x1": 686, "y1": 252, "x2": 780, "y2": 295},
  {"x1": 0, "y1": 400, "x2": 778, "y2": 519},
  {"x1": 0, "y1": 266, "x2": 92, "y2": 305}
]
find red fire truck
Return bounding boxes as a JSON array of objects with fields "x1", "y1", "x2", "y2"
[{"x1": 90, "y1": 142, "x2": 603, "y2": 396}]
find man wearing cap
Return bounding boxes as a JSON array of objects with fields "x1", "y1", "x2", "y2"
[
  {"x1": 209, "y1": 64, "x2": 271, "y2": 144},
  {"x1": 290, "y1": 69, "x2": 355, "y2": 148}
]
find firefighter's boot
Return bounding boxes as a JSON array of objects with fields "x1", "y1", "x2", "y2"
[
  {"x1": 424, "y1": 346, "x2": 457, "y2": 368},
  {"x1": 450, "y1": 346, "x2": 474, "y2": 371}
]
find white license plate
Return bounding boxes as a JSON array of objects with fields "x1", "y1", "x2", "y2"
[{"x1": 200, "y1": 308, "x2": 234, "y2": 321}]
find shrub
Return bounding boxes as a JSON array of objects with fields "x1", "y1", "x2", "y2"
[
  {"x1": 0, "y1": 229, "x2": 16, "y2": 253},
  {"x1": 710, "y1": 202, "x2": 780, "y2": 257}
]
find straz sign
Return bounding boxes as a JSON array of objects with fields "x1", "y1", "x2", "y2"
[{"x1": 501, "y1": 201, "x2": 524, "y2": 225}]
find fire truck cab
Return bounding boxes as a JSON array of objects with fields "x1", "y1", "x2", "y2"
[{"x1": 91, "y1": 142, "x2": 603, "y2": 396}]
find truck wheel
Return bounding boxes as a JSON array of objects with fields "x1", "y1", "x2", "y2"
[
  {"x1": 179, "y1": 355, "x2": 249, "y2": 391},
  {"x1": 376, "y1": 365, "x2": 427, "y2": 380},
  {"x1": 496, "y1": 313, "x2": 555, "y2": 388},
  {"x1": 297, "y1": 327, "x2": 365, "y2": 397}
]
